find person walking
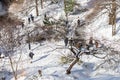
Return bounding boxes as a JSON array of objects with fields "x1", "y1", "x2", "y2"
[
  {"x1": 21, "y1": 21, "x2": 24, "y2": 28},
  {"x1": 65, "y1": 20, "x2": 68, "y2": 27},
  {"x1": 77, "y1": 17, "x2": 80, "y2": 27},
  {"x1": 64, "y1": 37, "x2": 68, "y2": 46},
  {"x1": 28, "y1": 17, "x2": 31, "y2": 24},
  {"x1": 89, "y1": 37, "x2": 94, "y2": 47},
  {"x1": 29, "y1": 52, "x2": 34, "y2": 59},
  {"x1": 69, "y1": 38, "x2": 74, "y2": 48},
  {"x1": 30, "y1": 14, "x2": 34, "y2": 22}
]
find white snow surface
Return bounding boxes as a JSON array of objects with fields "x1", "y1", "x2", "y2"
[
  {"x1": 1, "y1": 0, "x2": 120, "y2": 80},
  {"x1": 7, "y1": 41, "x2": 120, "y2": 80}
]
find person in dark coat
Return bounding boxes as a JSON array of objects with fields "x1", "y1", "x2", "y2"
[
  {"x1": 86, "y1": 44, "x2": 90, "y2": 50},
  {"x1": 28, "y1": 17, "x2": 31, "y2": 24},
  {"x1": 64, "y1": 37, "x2": 68, "y2": 46},
  {"x1": 30, "y1": 14, "x2": 34, "y2": 22},
  {"x1": 95, "y1": 40, "x2": 99, "y2": 48},
  {"x1": 29, "y1": 52, "x2": 34, "y2": 59},
  {"x1": 77, "y1": 17, "x2": 80, "y2": 27},
  {"x1": 44, "y1": 13, "x2": 47, "y2": 19},
  {"x1": 78, "y1": 42, "x2": 83, "y2": 50},
  {"x1": 65, "y1": 20, "x2": 68, "y2": 27},
  {"x1": 89, "y1": 37, "x2": 94, "y2": 47},
  {"x1": 21, "y1": 21, "x2": 24, "y2": 28},
  {"x1": 69, "y1": 38, "x2": 74, "y2": 48}
]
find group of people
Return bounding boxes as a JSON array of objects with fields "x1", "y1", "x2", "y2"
[
  {"x1": 28, "y1": 14, "x2": 34, "y2": 24},
  {"x1": 19, "y1": 14, "x2": 35, "y2": 28},
  {"x1": 64, "y1": 37, "x2": 76, "y2": 48},
  {"x1": 64, "y1": 37, "x2": 99, "y2": 52}
]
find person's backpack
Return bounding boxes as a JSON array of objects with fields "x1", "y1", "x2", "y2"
[{"x1": 29, "y1": 52, "x2": 34, "y2": 59}]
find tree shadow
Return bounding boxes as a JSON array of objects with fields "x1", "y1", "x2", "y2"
[
  {"x1": 31, "y1": 54, "x2": 49, "y2": 63},
  {"x1": 116, "y1": 17, "x2": 120, "y2": 34},
  {"x1": 116, "y1": 17, "x2": 120, "y2": 23},
  {"x1": 91, "y1": 74, "x2": 120, "y2": 80},
  {"x1": 0, "y1": 69, "x2": 13, "y2": 80},
  {"x1": 116, "y1": 24, "x2": 120, "y2": 34}
]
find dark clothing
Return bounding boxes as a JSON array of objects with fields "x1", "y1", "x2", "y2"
[
  {"x1": 30, "y1": 15, "x2": 34, "y2": 22},
  {"x1": 44, "y1": 14, "x2": 47, "y2": 19},
  {"x1": 95, "y1": 41, "x2": 98, "y2": 48},
  {"x1": 28, "y1": 17, "x2": 31, "y2": 24},
  {"x1": 21, "y1": 22, "x2": 24, "y2": 28},
  {"x1": 29, "y1": 52, "x2": 34, "y2": 59},
  {"x1": 69, "y1": 38, "x2": 74, "y2": 47},
  {"x1": 77, "y1": 19, "x2": 80, "y2": 26},
  {"x1": 0, "y1": 52, "x2": 1, "y2": 57},
  {"x1": 85, "y1": 51, "x2": 90, "y2": 55},
  {"x1": 1, "y1": 77, "x2": 5, "y2": 80},
  {"x1": 89, "y1": 40, "x2": 93, "y2": 47},
  {"x1": 65, "y1": 20, "x2": 68, "y2": 27},
  {"x1": 89, "y1": 37, "x2": 94, "y2": 47},
  {"x1": 86, "y1": 44, "x2": 90, "y2": 50},
  {"x1": 89, "y1": 39, "x2": 93, "y2": 44},
  {"x1": 78, "y1": 43, "x2": 83, "y2": 50},
  {"x1": 64, "y1": 37, "x2": 68, "y2": 46}
]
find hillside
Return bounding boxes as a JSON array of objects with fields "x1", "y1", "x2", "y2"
[{"x1": 0, "y1": 0, "x2": 120, "y2": 80}]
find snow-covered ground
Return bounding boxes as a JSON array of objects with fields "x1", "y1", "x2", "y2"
[
  {"x1": 85, "y1": 10, "x2": 120, "y2": 52},
  {"x1": 5, "y1": 41, "x2": 119, "y2": 80},
  {"x1": 1, "y1": 0, "x2": 120, "y2": 80}
]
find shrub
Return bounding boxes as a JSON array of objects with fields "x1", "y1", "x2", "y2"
[{"x1": 60, "y1": 55, "x2": 74, "y2": 64}]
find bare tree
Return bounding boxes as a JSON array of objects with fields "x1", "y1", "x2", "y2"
[
  {"x1": 0, "y1": 15, "x2": 25, "y2": 80},
  {"x1": 41, "y1": 0, "x2": 43, "y2": 9},
  {"x1": 101, "y1": 0, "x2": 117, "y2": 36},
  {"x1": 86, "y1": 0, "x2": 118, "y2": 36},
  {"x1": 0, "y1": 25, "x2": 24, "y2": 80},
  {"x1": 65, "y1": 38, "x2": 110, "y2": 74},
  {"x1": 111, "y1": 0, "x2": 116, "y2": 36},
  {"x1": 35, "y1": 0, "x2": 39, "y2": 16}
]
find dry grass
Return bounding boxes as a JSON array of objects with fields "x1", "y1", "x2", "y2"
[
  {"x1": 85, "y1": 0, "x2": 106, "y2": 21},
  {"x1": 60, "y1": 55, "x2": 74, "y2": 64},
  {"x1": 60, "y1": 54, "x2": 83, "y2": 65},
  {"x1": 9, "y1": 2, "x2": 23, "y2": 13},
  {"x1": 85, "y1": 6, "x2": 101, "y2": 21},
  {"x1": 0, "y1": 13, "x2": 22, "y2": 28}
]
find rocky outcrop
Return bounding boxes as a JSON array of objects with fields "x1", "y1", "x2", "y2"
[{"x1": 0, "y1": 0, "x2": 14, "y2": 16}]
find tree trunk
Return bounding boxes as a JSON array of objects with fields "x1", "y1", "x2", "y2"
[
  {"x1": 66, "y1": 57, "x2": 79, "y2": 74},
  {"x1": 28, "y1": 33, "x2": 31, "y2": 50},
  {"x1": 41, "y1": 0, "x2": 43, "y2": 9},
  {"x1": 109, "y1": 13, "x2": 112, "y2": 25},
  {"x1": 111, "y1": 0, "x2": 116, "y2": 36},
  {"x1": 9, "y1": 56, "x2": 17, "y2": 80},
  {"x1": 35, "y1": 0, "x2": 39, "y2": 16},
  {"x1": 64, "y1": 0, "x2": 67, "y2": 20}
]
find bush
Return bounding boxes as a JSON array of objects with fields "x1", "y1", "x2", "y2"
[
  {"x1": 26, "y1": 34, "x2": 46, "y2": 43},
  {"x1": 60, "y1": 54, "x2": 83, "y2": 65},
  {"x1": 60, "y1": 56, "x2": 74, "y2": 64}
]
